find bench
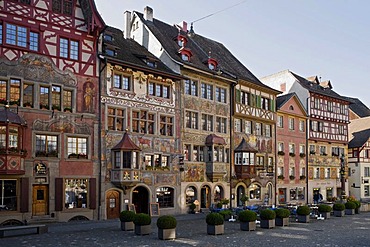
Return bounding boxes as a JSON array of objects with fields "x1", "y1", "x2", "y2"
[{"x1": 0, "y1": 224, "x2": 48, "y2": 238}]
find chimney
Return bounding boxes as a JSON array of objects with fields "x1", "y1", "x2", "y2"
[
  {"x1": 124, "y1": 11, "x2": 131, "y2": 39},
  {"x1": 178, "y1": 21, "x2": 187, "y2": 32},
  {"x1": 144, "y1": 6, "x2": 153, "y2": 22}
]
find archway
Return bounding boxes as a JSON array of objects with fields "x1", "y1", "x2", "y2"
[
  {"x1": 185, "y1": 186, "x2": 197, "y2": 204},
  {"x1": 236, "y1": 185, "x2": 246, "y2": 207},
  {"x1": 200, "y1": 185, "x2": 211, "y2": 209},
  {"x1": 106, "y1": 190, "x2": 120, "y2": 219},
  {"x1": 132, "y1": 186, "x2": 149, "y2": 214},
  {"x1": 213, "y1": 185, "x2": 224, "y2": 203}
]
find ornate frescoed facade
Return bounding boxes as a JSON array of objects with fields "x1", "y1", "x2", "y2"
[
  {"x1": 0, "y1": 0, "x2": 104, "y2": 224},
  {"x1": 100, "y1": 26, "x2": 183, "y2": 218}
]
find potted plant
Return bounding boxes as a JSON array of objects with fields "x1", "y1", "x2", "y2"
[
  {"x1": 206, "y1": 212, "x2": 224, "y2": 235},
  {"x1": 240, "y1": 195, "x2": 249, "y2": 207},
  {"x1": 275, "y1": 208, "x2": 290, "y2": 226},
  {"x1": 296, "y1": 205, "x2": 310, "y2": 223},
  {"x1": 189, "y1": 202, "x2": 196, "y2": 214},
  {"x1": 156, "y1": 215, "x2": 177, "y2": 240},
  {"x1": 278, "y1": 151, "x2": 285, "y2": 156},
  {"x1": 354, "y1": 200, "x2": 361, "y2": 214},
  {"x1": 220, "y1": 198, "x2": 229, "y2": 208},
  {"x1": 238, "y1": 210, "x2": 257, "y2": 231},
  {"x1": 318, "y1": 204, "x2": 332, "y2": 219},
  {"x1": 64, "y1": 107, "x2": 72, "y2": 112},
  {"x1": 133, "y1": 213, "x2": 151, "y2": 235},
  {"x1": 119, "y1": 210, "x2": 135, "y2": 231},
  {"x1": 289, "y1": 175, "x2": 295, "y2": 180},
  {"x1": 345, "y1": 201, "x2": 356, "y2": 215},
  {"x1": 259, "y1": 209, "x2": 276, "y2": 229},
  {"x1": 219, "y1": 209, "x2": 232, "y2": 221},
  {"x1": 333, "y1": 203, "x2": 345, "y2": 217}
]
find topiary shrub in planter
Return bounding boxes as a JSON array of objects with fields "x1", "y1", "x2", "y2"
[
  {"x1": 133, "y1": 213, "x2": 152, "y2": 235},
  {"x1": 119, "y1": 210, "x2": 135, "y2": 231},
  {"x1": 206, "y1": 213, "x2": 224, "y2": 235},
  {"x1": 238, "y1": 210, "x2": 257, "y2": 231},
  {"x1": 296, "y1": 205, "x2": 310, "y2": 223},
  {"x1": 259, "y1": 209, "x2": 276, "y2": 229},
  {"x1": 354, "y1": 200, "x2": 361, "y2": 214},
  {"x1": 333, "y1": 203, "x2": 345, "y2": 217},
  {"x1": 157, "y1": 215, "x2": 177, "y2": 240},
  {"x1": 275, "y1": 208, "x2": 290, "y2": 226},
  {"x1": 318, "y1": 204, "x2": 332, "y2": 219},
  {"x1": 189, "y1": 203, "x2": 196, "y2": 214},
  {"x1": 345, "y1": 201, "x2": 356, "y2": 215},
  {"x1": 219, "y1": 210, "x2": 232, "y2": 221}
]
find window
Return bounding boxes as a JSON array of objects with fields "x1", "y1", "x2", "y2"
[
  {"x1": 314, "y1": 168, "x2": 320, "y2": 179},
  {"x1": 0, "y1": 180, "x2": 17, "y2": 211},
  {"x1": 113, "y1": 74, "x2": 131, "y2": 91},
  {"x1": 365, "y1": 167, "x2": 370, "y2": 177},
  {"x1": 35, "y1": 134, "x2": 58, "y2": 157},
  {"x1": 365, "y1": 185, "x2": 370, "y2": 197},
  {"x1": 10, "y1": 79, "x2": 20, "y2": 105},
  {"x1": 151, "y1": 154, "x2": 169, "y2": 169},
  {"x1": 51, "y1": 85, "x2": 61, "y2": 110},
  {"x1": 201, "y1": 83, "x2": 213, "y2": 100},
  {"x1": 23, "y1": 83, "x2": 34, "y2": 107},
  {"x1": 278, "y1": 142, "x2": 284, "y2": 152},
  {"x1": 0, "y1": 24, "x2": 2, "y2": 44},
  {"x1": 105, "y1": 49, "x2": 115, "y2": 56},
  {"x1": 255, "y1": 123, "x2": 262, "y2": 136},
  {"x1": 40, "y1": 86, "x2": 50, "y2": 109},
  {"x1": 216, "y1": 117, "x2": 227, "y2": 133},
  {"x1": 6, "y1": 24, "x2": 26, "y2": 48},
  {"x1": 201, "y1": 114, "x2": 213, "y2": 131},
  {"x1": 132, "y1": 110, "x2": 154, "y2": 134},
  {"x1": 184, "y1": 144, "x2": 190, "y2": 161},
  {"x1": 67, "y1": 137, "x2": 87, "y2": 157},
  {"x1": 148, "y1": 82, "x2": 170, "y2": 98},
  {"x1": 234, "y1": 118, "x2": 242, "y2": 132},
  {"x1": 245, "y1": 120, "x2": 252, "y2": 134},
  {"x1": 64, "y1": 178, "x2": 88, "y2": 209},
  {"x1": 265, "y1": 124, "x2": 271, "y2": 137},
  {"x1": 52, "y1": 0, "x2": 73, "y2": 15},
  {"x1": 181, "y1": 54, "x2": 189, "y2": 61},
  {"x1": 320, "y1": 146, "x2": 327, "y2": 155},
  {"x1": 289, "y1": 167, "x2": 295, "y2": 176},
  {"x1": 60, "y1": 38, "x2": 79, "y2": 60},
  {"x1": 215, "y1": 87, "x2": 226, "y2": 103},
  {"x1": 241, "y1": 91, "x2": 250, "y2": 105},
  {"x1": 249, "y1": 184, "x2": 261, "y2": 200},
  {"x1": 193, "y1": 145, "x2": 205, "y2": 162},
  {"x1": 310, "y1": 145, "x2": 316, "y2": 154},
  {"x1": 185, "y1": 186, "x2": 197, "y2": 204},
  {"x1": 278, "y1": 167, "x2": 284, "y2": 176},
  {"x1": 325, "y1": 168, "x2": 331, "y2": 179},
  {"x1": 160, "y1": 115, "x2": 173, "y2": 136},
  {"x1": 299, "y1": 145, "x2": 305, "y2": 155},
  {"x1": 256, "y1": 156, "x2": 264, "y2": 166},
  {"x1": 277, "y1": 115, "x2": 283, "y2": 128},
  {"x1": 235, "y1": 152, "x2": 254, "y2": 165},
  {"x1": 289, "y1": 144, "x2": 295, "y2": 155},
  {"x1": 213, "y1": 146, "x2": 225, "y2": 162},
  {"x1": 156, "y1": 187, "x2": 174, "y2": 208},
  {"x1": 108, "y1": 107, "x2": 125, "y2": 131},
  {"x1": 299, "y1": 120, "x2": 305, "y2": 132},
  {"x1": 184, "y1": 79, "x2": 198, "y2": 96},
  {"x1": 289, "y1": 118, "x2": 294, "y2": 130},
  {"x1": 104, "y1": 34, "x2": 113, "y2": 41},
  {"x1": 261, "y1": 97, "x2": 269, "y2": 110},
  {"x1": 185, "y1": 111, "x2": 198, "y2": 129}
]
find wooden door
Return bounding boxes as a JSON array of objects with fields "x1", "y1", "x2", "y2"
[
  {"x1": 106, "y1": 190, "x2": 120, "y2": 219},
  {"x1": 32, "y1": 185, "x2": 48, "y2": 216}
]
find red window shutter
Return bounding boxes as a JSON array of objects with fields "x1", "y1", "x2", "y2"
[
  {"x1": 89, "y1": 178, "x2": 96, "y2": 209},
  {"x1": 20, "y1": 177, "x2": 29, "y2": 213},
  {"x1": 55, "y1": 178, "x2": 63, "y2": 211}
]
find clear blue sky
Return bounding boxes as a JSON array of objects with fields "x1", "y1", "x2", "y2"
[{"x1": 95, "y1": 0, "x2": 370, "y2": 106}]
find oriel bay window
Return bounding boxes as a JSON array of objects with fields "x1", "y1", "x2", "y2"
[
  {"x1": 114, "y1": 151, "x2": 138, "y2": 169},
  {"x1": 67, "y1": 137, "x2": 87, "y2": 159},
  {"x1": 156, "y1": 187, "x2": 174, "y2": 208},
  {"x1": 35, "y1": 134, "x2": 58, "y2": 157},
  {"x1": 235, "y1": 152, "x2": 255, "y2": 165},
  {"x1": 65, "y1": 178, "x2": 88, "y2": 209}
]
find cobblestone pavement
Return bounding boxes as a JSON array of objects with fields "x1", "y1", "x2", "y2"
[{"x1": 1, "y1": 212, "x2": 370, "y2": 247}]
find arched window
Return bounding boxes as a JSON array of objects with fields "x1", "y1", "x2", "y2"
[
  {"x1": 185, "y1": 186, "x2": 197, "y2": 204},
  {"x1": 213, "y1": 185, "x2": 224, "y2": 203},
  {"x1": 156, "y1": 187, "x2": 174, "y2": 208},
  {"x1": 249, "y1": 184, "x2": 261, "y2": 200}
]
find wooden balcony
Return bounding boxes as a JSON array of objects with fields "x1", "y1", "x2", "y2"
[
  {"x1": 206, "y1": 162, "x2": 228, "y2": 182},
  {"x1": 111, "y1": 169, "x2": 141, "y2": 188}
]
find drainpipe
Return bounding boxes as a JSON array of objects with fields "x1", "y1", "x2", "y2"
[
  {"x1": 229, "y1": 81, "x2": 236, "y2": 209},
  {"x1": 306, "y1": 96, "x2": 310, "y2": 205}
]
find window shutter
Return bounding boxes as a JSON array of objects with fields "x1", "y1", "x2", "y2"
[
  {"x1": 256, "y1": 95, "x2": 261, "y2": 108},
  {"x1": 55, "y1": 178, "x2": 63, "y2": 211},
  {"x1": 235, "y1": 89, "x2": 241, "y2": 103},
  {"x1": 270, "y1": 99, "x2": 275, "y2": 112},
  {"x1": 89, "y1": 178, "x2": 97, "y2": 209},
  {"x1": 20, "y1": 177, "x2": 29, "y2": 213}
]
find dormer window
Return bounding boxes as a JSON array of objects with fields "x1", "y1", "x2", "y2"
[
  {"x1": 179, "y1": 48, "x2": 192, "y2": 62},
  {"x1": 146, "y1": 60, "x2": 156, "y2": 68},
  {"x1": 105, "y1": 48, "x2": 116, "y2": 57},
  {"x1": 175, "y1": 35, "x2": 188, "y2": 47},
  {"x1": 104, "y1": 34, "x2": 113, "y2": 42},
  {"x1": 207, "y1": 58, "x2": 218, "y2": 71}
]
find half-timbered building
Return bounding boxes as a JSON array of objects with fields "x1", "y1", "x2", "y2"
[{"x1": 0, "y1": 0, "x2": 104, "y2": 224}]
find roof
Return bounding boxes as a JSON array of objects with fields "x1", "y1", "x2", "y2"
[
  {"x1": 205, "y1": 134, "x2": 226, "y2": 145},
  {"x1": 290, "y1": 72, "x2": 349, "y2": 102},
  {"x1": 0, "y1": 107, "x2": 27, "y2": 125},
  {"x1": 343, "y1": 96, "x2": 370, "y2": 118},
  {"x1": 134, "y1": 11, "x2": 278, "y2": 91},
  {"x1": 104, "y1": 26, "x2": 182, "y2": 79},
  {"x1": 276, "y1": 93, "x2": 296, "y2": 109},
  {"x1": 80, "y1": 0, "x2": 105, "y2": 34},
  {"x1": 234, "y1": 138, "x2": 258, "y2": 153},
  {"x1": 348, "y1": 128, "x2": 370, "y2": 148},
  {"x1": 112, "y1": 132, "x2": 140, "y2": 151}
]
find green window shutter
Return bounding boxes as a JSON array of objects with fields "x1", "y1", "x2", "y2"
[
  {"x1": 256, "y1": 95, "x2": 261, "y2": 108},
  {"x1": 251, "y1": 94, "x2": 255, "y2": 107},
  {"x1": 270, "y1": 99, "x2": 275, "y2": 112},
  {"x1": 236, "y1": 89, "x2": 241, "y2": 103}
]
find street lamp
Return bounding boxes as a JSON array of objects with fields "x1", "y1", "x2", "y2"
[{"x1": 340, "y1": 154, "x2": 346, "y2": 202}]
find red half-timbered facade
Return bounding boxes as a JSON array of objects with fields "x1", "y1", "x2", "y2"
[{"x1": 0, "y1": 0, "x2": 104, "y2": 224}]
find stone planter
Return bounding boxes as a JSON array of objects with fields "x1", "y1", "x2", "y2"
[
  {"x1": 355, "y1": 207, "x2": 360, "y2": 214},
  {"x1": 275, "y1": 217, "x2": 289, "y2": 226},
  {"x1": 334, "y1": 210, "x2": 345, "y2": 217},
  {"x1": 318, "y1": 211, "x2": 331, "y2": 219},
  {"x1": 297, "y1": 215, "x2": 310, "y2": 223},
  {"x1": 121, "y1": 221, "x2": 134, "y2": 231},
  {"x1": 135, "y1": 224, "x2": 151, "y2": 235},
  {"x1": 240, "y1": 221, "x2": 256, "y2": 231},
  {"x1": 260, "y1": 219, "x2": 275, "y2": 229},
  {"x1": 207, "y1": 224, "x2": 224, "y2": 235},
  {"x1": 345, "y1": 209, "x2": 355, "y2": 215},
  {"x1": 158, "y1": 228, "x2": 176, "y2": 240}
]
